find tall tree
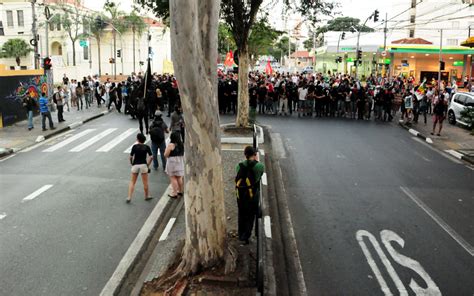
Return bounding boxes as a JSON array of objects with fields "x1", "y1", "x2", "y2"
[
  {"x1": 89, "y1": 13, "x2": 108, "y2": 76},
  {"x1": 268, "y1": 36, "x2": 296, "y2": 63},
  {"x1": 0, "y1": 38, "x2": 32, "y2": 66},
  {"x1": 169, "y1": 0, "x2": 232, "y2": 276},
  {"x1": 247, "y1": 19, "x2": 283, "y2": 66},
  {"x1": 124, "y1": 11, "x2": 146, "y2": 73},
  {"x1": 50, "y1": 0, "x2": 85, "y2": 66},
  {"x1": 317, "y1": 17, "x2": 374, "y2": 34},
  {"x1": 104, "y1": 0, "x2": 126, "y2": 76}
]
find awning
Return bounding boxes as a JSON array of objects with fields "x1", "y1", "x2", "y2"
[
  {"x1": 460, "y1": 37, "x2": 474, "y2": 48},
  {"x1": 387, "y1": 44, "x2": 474, "y2": 54}
]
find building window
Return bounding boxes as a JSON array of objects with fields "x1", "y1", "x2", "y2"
[
  {"x1": 20, "y1": 66, "x2": 27, "y2": 70},
  {"x1": 17, "y1": 10, "x2": 24, "y2": 27},
  {"x1": 447, "y1": 39, "x2": 458, "y2": 46},
  {"x1": 409, "y1": 29, "x2": 415, "y2": 38},
  {"x1": 83, "y1": 45, "x2": 89, "y2": 60},
  {"x1": 0, "y1": 21, "x2": 4, "y2": 36},
  {"x1": 6, "y1": 10, "x2": 14, "y2": 27}
]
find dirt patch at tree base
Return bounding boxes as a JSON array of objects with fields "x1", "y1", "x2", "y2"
[
  {"x1": 141, "y1": 235, "x2": 257, "y2": 296},
  {"x1": 221, "y1": 126, "x2": 254, "y2": 137}
]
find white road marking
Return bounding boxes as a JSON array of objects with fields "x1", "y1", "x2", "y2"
[
  {"x1": 70, "y1": 128, "x2": 117, "y2": 152},
  {"x1": 356, "y1": 230, "x2": 399, "y2": 296},
  {"x1": 22, "y1": 184, "x2": 54, "y2": 202},
  {"x1": 261, "y1": 172, "x2": 267, "y2": 186},
  {"x1": 445, "y1": 149, "x2": 463, "y2": 159},
  {"x1": 400, "y1": 186, "x2": 474, "y2": 256},
  {"x1": 413, "y1": 150, "x2": 431, "y2": 162},
  {"x1": 0, "y1": 154, "x2": 16, "y2": 162},
  {"x1": 336, "y1": 154, "x2": 346, "y2": 159},
  {"x1": 0, "y1": 212, "x2": 7, "y2": 220},
  {"x1": 425, "y1": 137, "x2": 433, "y2": 144},
  {"x1": 264, "y1": 216, "x2": 272, "y2": 238},
  {"x1": 408, "y1": 128, "x2": 419, "y2": 136},
  {"x1": 43, "y1": 129, "x2": 96, "y2": 152},
  {"x1": 380, "y1": 230, "x2": 441, "y2": 295},
  {"x1": 20, "y1": 130, "x2": 75, "y2": 152},
  {"x1": 96, "y1": 128, "x2": 138, "y2": 152},
  {"x1": 411, "y1": 137, "x2": 463, "y2": 164},
  {"x1": 159, "y1": 218, "x2": 176, "y2": 241}
]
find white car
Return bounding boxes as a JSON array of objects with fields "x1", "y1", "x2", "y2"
[
  {"x1": 448, "y1": 92, "x2": 474, "y2": 127},
  {"x1": 302, "y1": 66, "x2": 314, "y2": 74}
]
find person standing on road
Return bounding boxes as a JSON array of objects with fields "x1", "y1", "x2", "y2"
[
  {"x1": 23, "y1": 93, "x2": 37, "y2": 131},
  {"x1": 235, "y1": 146, "x2": 265, "y2": 245},
  {"x1": 164, "y1": 131, "x2": 184, "y2": 199},
  {"x1": 149, "y1": 111, "x2": 169, "y2": 171},
  {"x1": 76, "y1": 82, "x2": 84, "y2": 111},
  {"x1": 127, "y1": 133, "x2": 153, "y2": 203},
  {"x1": 53, "y1": 86, "x2": 65, "y2": 122},
  {"x1": 431, "y1": 97, "x2": 447, "y2": 136},
  {"x1": 38, "y1": 92, "x2": 55, "y2": 131}
]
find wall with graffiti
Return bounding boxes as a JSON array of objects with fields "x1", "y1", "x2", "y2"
[{"x1": 0, "y1": 75, "x2": 48, "y2": 126}]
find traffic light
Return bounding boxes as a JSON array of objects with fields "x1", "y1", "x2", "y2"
[
  {"x1": 117, "y1": 49, "x2": 121, "y2": 58},
  {"x1": 440, "y1": 61, "x2": 445, "y2": 70},
  {"x1": 335, "y1": 56, "x2": 343, "y2": 63},
  {"x1": 374, "y1": 10, "x2": 379, "y2": 22},
  {"x1": 43, "y1": 57, "x2": 52, "y2": 70},
  {"x1": 357, "y1": 50, "x2": 363, "y2": 60},
  {"x1": 95, "y1": 17, "x2": 104, "y2": 28},
  {"x1": 341, "y1": 32, "x2": 346, "y2": 40}
]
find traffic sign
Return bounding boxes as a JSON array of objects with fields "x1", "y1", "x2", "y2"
[
  {"x1": 79, "y1": 40, "x2": 88, "y2": 47},
  {"x1": 381, "y1": 50, "x2": 387, "y2": 57}
]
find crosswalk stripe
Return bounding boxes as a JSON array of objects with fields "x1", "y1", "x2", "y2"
[
  {"x1": 22, "y1": 184, "x2": 54, "y2": 202},
  {"x1": 43, "y1": 129, "x2": 96, "y2": 152},
  {"x1": 70, "y1": 128, "x2": 117, "y2": 152},
  {"x1": 96, "y1": 128, "x2": 138, "y2": 152},
  {"x1": 124, "y1": 134, "x2": 150, "y2": 154}
]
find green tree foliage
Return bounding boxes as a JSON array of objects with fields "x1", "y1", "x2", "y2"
[
  {"x1": 317, "y1": 17, "x2": 374, "y2": 35},
  {"x1": 268, "y1": 36, "x2": 296, "y2": 62},
  {"x1": 248, "y1": 19, "x2": 283, "y2": 64},
  {"x1": 124, "y1": 10, "x2": 147, "y2": 73},
  {"x1": 0, "y1": 38, "x2": 32, "y2": 66},
  {"x1": 303, "y1": 38, "x2": 313, "y2": 51},
  {"x1": 49, "y1": 0, "x2": 86, "y2": 66},
  {"x1": 218, "y1": 23, "x2": 235, "y2": 55}
]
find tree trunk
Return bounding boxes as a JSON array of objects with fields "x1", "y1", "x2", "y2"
[
  {"x1": 16, "y1": 57, "x2": 21, "y2": 66},
  {"x1": 133, "y1": 28, "x2": 136, "y2": 74},
  {"x1": 72, "y1": 40, "x2": 76, "y2": 66},
  {"x1": 236, "y1": 45, "x2": 250, "y2": 127},
  {"x1": 97, "y1": 37, "x2": 102, "y2": 76},
  {"x1": 170, "y1": 0, "x2": 229, "y2": 275},
  {"x1": 113, "y1": 31, "x2": 117, "y2": 78}
]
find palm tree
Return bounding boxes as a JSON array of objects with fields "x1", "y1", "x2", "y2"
[
  {"x1": 0, "y1": 38, "x2": 32, "y2": 67},
  {"x1": 104, "y1": 0, "x2": 126, "y2": 77},
  {"x1": 124, "y1": 11, "x2": 146, "y2": 73},
  {"x1": 90, "y1": 13, "x2": 108, "y2": 76}
]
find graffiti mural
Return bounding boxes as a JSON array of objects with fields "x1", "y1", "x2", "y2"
[{"x1": 0, "y1": 75, "x2": 48, "y2": 126}]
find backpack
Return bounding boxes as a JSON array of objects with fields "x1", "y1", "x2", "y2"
[
  {"x1": 235, "y1": 161, "x2": 257, "y2": 201},
  {"x1": 137, "y1": 97, "x2": 146, "y2": 113},
  {"x1": 149, "y1": 121, "x2": 165, "y2": 143}
]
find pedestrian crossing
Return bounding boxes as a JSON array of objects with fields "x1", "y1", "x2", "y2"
[{"x1": 41, "y1": 127, "x2": 166, "y2": 154}]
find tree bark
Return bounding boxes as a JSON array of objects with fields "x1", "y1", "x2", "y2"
[
  {"x1": 170, "y1": 0, "x2": 228, "y2": 274},
  {"x1": 236, "y1": 45, "x2": 249, "y2": 127},
  {"x1": 72, "y1": 39, "x2": 76, "y2": 66},
  {"x1": 97, "y1": 37, "x2": 102, "y2": 76}
]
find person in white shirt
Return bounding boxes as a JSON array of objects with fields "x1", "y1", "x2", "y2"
[
  {"x1": 70, "y1": 79, "x2": 77, "y2": 108},
  {"x1": 297, "y1": 84, "x2": 308, "y2": 118}
]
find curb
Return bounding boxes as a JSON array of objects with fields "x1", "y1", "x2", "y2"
[
  {"x1": 220, "y1": 123, "x2": 264, "y2": 145},
  {"x1": 398, "y1": 121, "x2": 433, "y2": 144},
  {"x1": 398, "y1": 121, "x2": 474, "y2": 165},
  {"x1": 0, "y1": 110, "x2": 110, "y2": 157},
  {"x1": 100, "y1": 186, "x2": 173, "y2": 296}
]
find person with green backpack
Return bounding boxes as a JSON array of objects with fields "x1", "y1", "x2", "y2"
[{"x1": 235, "y1": 146, "x2": 265, "y2": 245}]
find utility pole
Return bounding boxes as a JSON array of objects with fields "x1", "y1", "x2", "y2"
[
  {"x1": 438, "y1": 29, "x2": 443, "y2": 93},
  {"x1": 312, "y1": 29, "x2": 316, "y2": 68},
  {"x1": 382, "y1": 13, "x2": 388, "y2": 77},
  {"x1": 31, "y1": 0, "x2": 39, "y2": 69},
  {"x1": 336, "y1": 33, "x2": 342, "y2": 74}
]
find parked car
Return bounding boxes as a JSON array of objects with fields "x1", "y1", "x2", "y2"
[
  {"x1": 302, "y1": 66, "x2": 314, "y2": 74},
  {"x1": 448, "y1": 92, "x2": 474, "y2": 127}
]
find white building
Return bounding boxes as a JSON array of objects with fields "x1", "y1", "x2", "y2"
[{"x1": 0, "y1": 0, "x2": 172, "y2": 83}]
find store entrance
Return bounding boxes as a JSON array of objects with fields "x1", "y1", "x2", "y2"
[{"x1": 420, "y1": 71, "x2": 449, "y2": 83}]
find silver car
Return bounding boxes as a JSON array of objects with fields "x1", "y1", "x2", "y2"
[{"x1": 448, "y1": 92, "x2": 474, "y2": 127}]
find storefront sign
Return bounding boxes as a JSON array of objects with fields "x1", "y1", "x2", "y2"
[
  {"x1": 453, "y1": 60, "x2": 464, "y2": 66},
  {"x1": 341, "y1": 47, "x2": 356, "y2": 51},
  {"x1": 378, "y1": 58, "x2": 391, "y2": 64},
  {"x1": 346, "y1": 57, "x2": 355, "y2": 62}
]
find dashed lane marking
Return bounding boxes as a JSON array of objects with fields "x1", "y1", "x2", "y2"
[
  {"x1": 0, "y1": 154, "x2": 16, "y2": 162},
  {"x1": 0, "y1": 213, "x2": 7, "y2": 220},
  {"x1": 43, "y1": 129, "x2": 96, "y2": 152},
  {"x1": 70, "y1": 128, "x2": 117, "y2": 152},
  {"x1": 264, "y1": 216, "x2": 272, "y2": 239},
  {"x1": 22, "y1": 185, "x2": 54, "y2": 202},
  {"x1": 158, "y1": 218, "x2": 176, "y2": 241},
  {"x1": 400, "y1": 186, "x2": 474, "y2": 256},
  {"x1": 96, "y1": 128, "x2": 138, "y2": 152}
]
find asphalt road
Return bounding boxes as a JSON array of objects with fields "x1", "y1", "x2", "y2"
[
  {"x1": 258, "y1": 116, "x2": 474, "y2": 295},
  {"x1": 0, "y1": 112, "x2": 170, "y2": 295}
]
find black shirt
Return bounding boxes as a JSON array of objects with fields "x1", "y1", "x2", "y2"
[{"x1": 130, "y1": 143, "x2": 152, "y2": 165}]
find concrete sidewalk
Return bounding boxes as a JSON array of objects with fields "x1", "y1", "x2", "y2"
[
  {"x1": 0, "y1": 105, "x2": 110, "y2": 157},
  {"x1": 397, "y1": 113, "x2": 474, "y2": 164}
]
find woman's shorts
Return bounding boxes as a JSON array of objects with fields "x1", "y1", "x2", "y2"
[{"x1": 131, "y1": 164, "x2": 149, "y2": 174}]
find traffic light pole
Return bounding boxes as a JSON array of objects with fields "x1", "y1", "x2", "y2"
[{"x1": 31, "y1": 0, "x2": 39, "y2": 69}]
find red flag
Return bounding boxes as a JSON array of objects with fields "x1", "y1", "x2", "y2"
[
  {"x1": 265, "y1": 60, "x2": 273, "y2": 75},
  {"x1": 224, "y1": 50, "x2": 234, "y2": 67}
]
